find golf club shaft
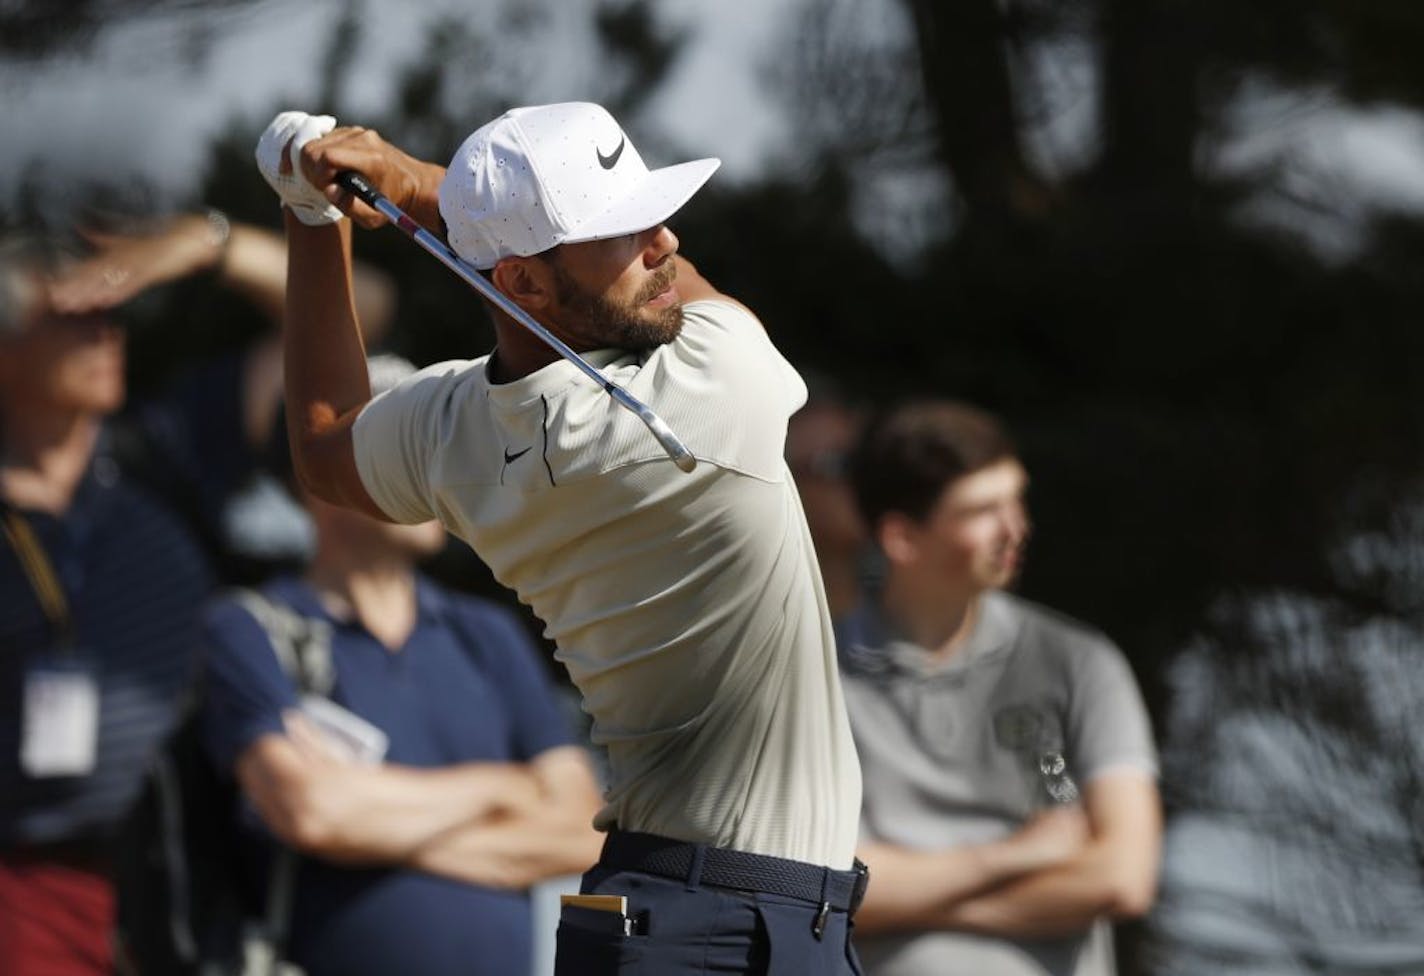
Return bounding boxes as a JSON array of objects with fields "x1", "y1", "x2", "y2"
[{"x1": 334, "y1": 170, "x2": 696, "y2": 473}]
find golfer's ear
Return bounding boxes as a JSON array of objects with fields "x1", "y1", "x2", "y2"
[{"x1": 491, "y1": 257, "x2": 553, "y2": 311}]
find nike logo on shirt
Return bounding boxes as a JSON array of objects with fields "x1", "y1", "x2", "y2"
[{"x1": 504, "y1": 446, "x2": 532, "y2": 465}]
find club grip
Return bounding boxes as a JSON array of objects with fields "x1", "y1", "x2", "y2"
[{"x1": 335, "y1": 170, "x2": 381, "y2": 207}]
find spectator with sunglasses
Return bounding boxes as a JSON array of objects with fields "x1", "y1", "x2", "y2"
[{"x1": 0, "y1": 214, "x2": 391, "y2": 975}]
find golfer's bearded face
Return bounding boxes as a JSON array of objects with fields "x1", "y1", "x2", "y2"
[{"x1": 544, "y1": 226, "x2": 684, "y2": 352}]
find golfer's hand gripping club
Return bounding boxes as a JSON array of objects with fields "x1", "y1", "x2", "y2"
[{"x1": 334, "y1": 171, "x2": 696, "y2": 474}]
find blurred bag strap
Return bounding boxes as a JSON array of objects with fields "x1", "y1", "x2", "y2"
[
  {"x1": 229, "y1": 589, "x2": 335, "y2": 698},
  {"x1": 0, "y1": 500, "x2": 76, "y2": 648},
  {"x1": 227, "y1": 587, "x2": 334, "y2": 976}
]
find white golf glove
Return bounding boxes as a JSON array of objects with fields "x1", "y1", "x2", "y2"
[{"x1": 255, "y1": 111, "x2": 346, "y2": 226}]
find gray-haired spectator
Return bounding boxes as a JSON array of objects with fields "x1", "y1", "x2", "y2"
[{"x1": 0, "y1": 211, "x2": 391, "y2": 975}]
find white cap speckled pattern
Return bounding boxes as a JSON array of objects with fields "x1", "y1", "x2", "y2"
[{"x1": 439, "y1": 102, "x2": 720, "y2": 269}]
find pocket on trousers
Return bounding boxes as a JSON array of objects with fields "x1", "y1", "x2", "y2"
[
  {"x1": 756, "y1": 900, "x2": 852, "y2": 976},
  {"x1": 553, "y1": 909, "x2": 645, "y2": 976}
]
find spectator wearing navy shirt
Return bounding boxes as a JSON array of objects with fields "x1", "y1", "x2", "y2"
[
  {"x1": 200, "y1": 356, "x2": 603, "y2": 976},
  {"x1": 0, "y1": 214, "x2": 392, "y2": 975},
  {"x1": 0, "y1": 230, "x2": 219, "y2": 976}
]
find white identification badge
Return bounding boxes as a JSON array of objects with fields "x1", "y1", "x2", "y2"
[{"x1": 21, "y1": 658, "x2": 100, "y2": 778}]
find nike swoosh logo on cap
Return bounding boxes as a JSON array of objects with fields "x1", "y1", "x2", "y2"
[
  {"x1": 596, "y1": 135, "x2": 625, "y2": 170},
  {"x1": 504, "y1": 446, "x2": 532, "y2": 465}
]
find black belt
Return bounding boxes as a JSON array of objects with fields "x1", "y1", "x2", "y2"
[{"x1": 599, "y1": 831, "x2": 869, "y2": 918}]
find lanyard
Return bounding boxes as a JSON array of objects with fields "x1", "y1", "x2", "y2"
[{"x1": 1, "y1": 507, "x2": 76, "y2": 649}]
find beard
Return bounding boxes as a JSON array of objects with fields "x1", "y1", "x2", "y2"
[{"x1": 551, "y1": 261, "x2": 683, "y2": 351}]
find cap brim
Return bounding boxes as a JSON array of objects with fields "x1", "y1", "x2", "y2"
[{"x1": 563, "y1": 158, "x2": 721, "y2": 243}]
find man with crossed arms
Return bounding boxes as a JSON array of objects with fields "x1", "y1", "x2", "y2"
[
  {"x1": 841, "y1": 400, "x2": 1160, "y2": 976},
  {"x1": 255, "y1": 104, "x2": 865, "y2": 975}
]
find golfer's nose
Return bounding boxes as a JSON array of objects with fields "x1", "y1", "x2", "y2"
[{"x1": 643, "y1": 225, "x2": 678, "y2": 267}]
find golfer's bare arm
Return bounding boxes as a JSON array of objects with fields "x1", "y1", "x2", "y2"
[
  {"x1": 281, "y1": 215, "x2": 385, "y2": 518},
  {"x1": 215, "y1": 223, "x2": 396, "y2": 450},
  {"x1": 282, "y1": 126, "x2": 446, "y2": 520},
  {"x1": 861, "y1": 773, "x2": 1161, "y2": 939},
  {"x1": 671, "y1": 254, "x2": 757, "y2": 320}
]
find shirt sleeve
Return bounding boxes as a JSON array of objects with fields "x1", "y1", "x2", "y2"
[
  {"x1": 673, "y1": 300, "x2": 807, "y2": 420},
  {"x1": 1065, "y1": 638, "x2": 1159, "y2": 783},
  {"x1": 352, "y1": 361, "x2": 475, "y2": 525},
  {"x1": 624, "y1": 300, "x2": 807, "y2": 479},
  {"x1": 199, "y1": 596, "x2": 298, "y2": 775},
  {"x1": 455, "y1": 600, "x2": 578, "y2": 761}
]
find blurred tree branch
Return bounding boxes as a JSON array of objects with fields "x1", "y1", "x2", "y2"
[{"x1": 0, "y1": 0, "x2": 255, "y2": 59}]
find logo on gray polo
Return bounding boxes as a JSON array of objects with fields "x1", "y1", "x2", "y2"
[
  {"x1": 994, "y1": 703, "x2": 1080, "y2": 805},
  {"x1": 597, "y1": 135, "x2": 626, "y2": 170}
]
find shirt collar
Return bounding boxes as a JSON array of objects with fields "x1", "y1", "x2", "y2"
[
  {"x1": 271, "y1": 572, "x2": 449, "y2": 630},
  {"x1": 837, "y1": 589, "x2": 1019, "y2": 680}
]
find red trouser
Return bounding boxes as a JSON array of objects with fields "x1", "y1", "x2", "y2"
[{"x1": 0, "y1": 855, "x2": 115, "y2": 976}]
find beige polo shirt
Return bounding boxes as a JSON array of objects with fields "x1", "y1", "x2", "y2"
[{"x1": 352, "y1": 299, "x2": 861, "y2": 868}]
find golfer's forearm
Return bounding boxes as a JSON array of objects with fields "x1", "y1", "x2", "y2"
[
  {"x1": 398, "y1": 158, "x2": 449, "y2": 233},
  {"x1": 281, "y1": 213, "x2": 371, "y2": 506},
  {"x1": 412, "y1": 810, "x2": 603, "y2": 890}
]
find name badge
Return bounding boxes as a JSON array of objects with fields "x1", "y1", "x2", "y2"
[{"x1": 21, "y1": 656, "x2": 100, "y2": 778}]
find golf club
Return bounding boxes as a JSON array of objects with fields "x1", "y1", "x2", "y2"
[{"x1": 334, "y1": 170, "x2": 697, "y2": 474}]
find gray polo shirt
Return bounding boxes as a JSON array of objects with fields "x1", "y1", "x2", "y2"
[{"x1": 838, "y1": 590, "x2": 1157, "y2": 976}]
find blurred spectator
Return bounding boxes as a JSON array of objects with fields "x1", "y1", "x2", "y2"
[
  {"x1": 198, "y1": 355, "x2": 603, "y2": 976},
  {"x1": 42, "y1": 210, "x2": 395, "y2": 581},
  {"x1": 0, "y1": 231, "x2": 215, "y2": 975},
  {"x1": 1145, "y1": 486, "x2": 1424, "y2": 976},
  {"x1": 839, "y1": 400, "x2": 1161, "y2": 976},
  {"x1": 0, "y1": 212, "x2": 391, "y2": 975},
  {"x1": 786, "y1": 384, "x2": 872, "y2": 619}
]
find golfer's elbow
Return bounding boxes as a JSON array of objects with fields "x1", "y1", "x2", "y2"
[
  {"x1": 291, "y1": 439, "x2": 346, "y2": 507},
  {"x1": 288, "y1": 413, "x2": 389, "y2": 520}
]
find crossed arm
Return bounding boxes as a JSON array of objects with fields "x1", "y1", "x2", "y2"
[
  {"x1": 237, "y1": 725, "x2": 603, "y2": 890},
  {"x1": 855, "y1": 772, "x2": 1161, "y2": 939}
]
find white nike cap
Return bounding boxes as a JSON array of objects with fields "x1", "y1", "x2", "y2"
[{"x1": 439, "y1": 102, "x2": 720, "y2": 270}]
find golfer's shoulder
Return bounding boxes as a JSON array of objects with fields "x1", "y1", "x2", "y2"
[
  {"x1": 362, "y1": 357, "x2": 489, "y2": 423},
  {"x1": 677, "y1": 298, "x2": 771, "y2": 356},
  {"x1": 404, "y1": 357, "x2": 489, "y2": 391}
]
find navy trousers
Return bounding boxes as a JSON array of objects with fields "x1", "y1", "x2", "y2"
[{"x1": 554, "y1": 834, "x2": 866, "y2": 976}]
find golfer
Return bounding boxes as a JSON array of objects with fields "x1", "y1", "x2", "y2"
[{"x1": 256, "y1": 104, "x2": 865, "y2": 975}]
